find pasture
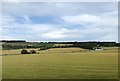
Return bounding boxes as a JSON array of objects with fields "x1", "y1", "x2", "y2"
[{"x1": 2, "y1": 47, "x2": 118, "y2": 79}]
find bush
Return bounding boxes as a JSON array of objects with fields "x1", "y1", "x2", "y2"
[
  {"x1": 21, "y1": 49, "x2": 30, "y2": 54},
  {"x1": 39, "y1": 47, "x2": 47, "y2": 50},
  {"x1": 30, "y1": 50, "x2": 36, "y2": 54}
]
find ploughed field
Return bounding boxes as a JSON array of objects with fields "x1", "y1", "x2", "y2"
[{"x1": 2, "y1": 47, "x2": 118, "y2": 79}]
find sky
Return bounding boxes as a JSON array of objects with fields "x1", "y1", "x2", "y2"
[{"x1": 1, "y1": 2, "x2": 118, "y2": 42}]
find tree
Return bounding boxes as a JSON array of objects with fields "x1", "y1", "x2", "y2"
[{"x1": 21, "y1": 49, "x2": 30, "y2": 54}]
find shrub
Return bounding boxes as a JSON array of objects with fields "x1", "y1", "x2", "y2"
[
  {"x1": 39, "y1": 47, "x2": 47, "y2": 50},
  {"x1": 21, "y1": 49, "x2": 29, "y2": 54},
  {"x1": 30, "y1": 50, "x2": 36, "y2": 54}
]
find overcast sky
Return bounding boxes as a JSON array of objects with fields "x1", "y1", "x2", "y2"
[{"x1": 1, "y1": 2, "x2": 118, "y2": 42}]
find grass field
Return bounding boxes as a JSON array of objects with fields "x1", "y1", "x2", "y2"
[{"x1": 2, "y1": 47, "x2": 118, "y2": 79}]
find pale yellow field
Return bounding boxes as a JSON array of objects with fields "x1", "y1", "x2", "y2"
[
  {"x1": 39, "y1": 47, "x2": 89, "y2": 54},
  {"x1": 1, "y1": 48, "x2": 39, "y2": 55},
  {"x1": 53, "y1": 44, "x2": 73, "y2": 47}
]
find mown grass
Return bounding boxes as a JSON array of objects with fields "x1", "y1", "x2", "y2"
[{"x1": 2, "y1": 47, "x2": 118, "y2": 79}]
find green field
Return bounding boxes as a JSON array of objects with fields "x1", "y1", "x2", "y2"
[{"x1": 2, "y1": 47, "x2": 118, "y2": 79}]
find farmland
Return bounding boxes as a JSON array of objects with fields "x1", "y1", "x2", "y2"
[{"x1": 2, "y1": 47, "x2": 118, "y2": 79}]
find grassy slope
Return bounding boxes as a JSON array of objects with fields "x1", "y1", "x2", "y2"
[{"x1": 2, "y1": 47, "x2": 118, "y2": 79}]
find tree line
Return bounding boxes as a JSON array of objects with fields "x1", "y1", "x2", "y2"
[{"x1": 2, "y1": 41, "x2": 119, "y2": 50}]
